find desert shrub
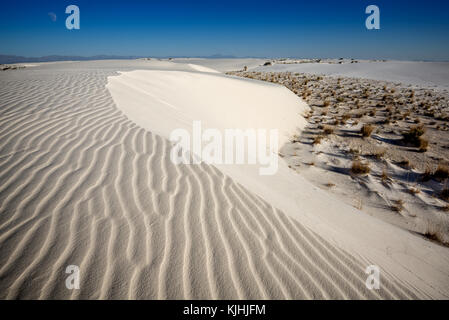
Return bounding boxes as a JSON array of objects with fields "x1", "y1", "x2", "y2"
[
  {"x1": 312, "y1": 135, "x2": 323, "y2": 145},
  {"x1": 323, "y1": 125, "x2": 334, "y2": 135},
  {"x1": 381, "y1": 169, "x2": 390, "y2": 182},
  {"x1": 434, "y1": 164, "x2": 449, "y2": 182},
  {"x1": 350, "y1": 160, "x2": 370, "y2": 175},
  {"x1": 391, "y1": 199, "x2": 404, "y2": 212},
  {"x1": 361, "y1": 124, "x2": 374, "y2": 137},
  {"x1": 421, "y1": 167, "x2": 433, "y2": 182},
  {"x1": 402, "y1": 125, "x2": 425, "y2": 147},
  {"x1": 418, "y1": 138, "x2": 429, "y2": 152},
  {"x1": 409, "y1": 187, "x2": 420, "y2": 195},
  {"x1": 372, "y1": 148, "x2": 386, "y2": 159},
  {"x1": 397, "y1": 159, "x2": 411, "y2": 169}
]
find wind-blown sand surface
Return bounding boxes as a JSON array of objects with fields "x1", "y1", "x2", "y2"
[{"x1": 0, "y1": 59, "x2": 448, "y2": 299}]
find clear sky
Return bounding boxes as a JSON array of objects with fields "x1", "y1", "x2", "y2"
[{"x1": 1, "y1": 0, "x2": 448, "y2": 60}]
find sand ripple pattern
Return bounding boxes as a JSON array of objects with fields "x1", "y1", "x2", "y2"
[{"x1": 0, "y1": 68, "x2": 416, "y2": 299}]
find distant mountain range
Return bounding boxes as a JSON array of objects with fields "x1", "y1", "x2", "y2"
[{"x1": 0, "y1": 54, "x2": 240, "y2": 64}]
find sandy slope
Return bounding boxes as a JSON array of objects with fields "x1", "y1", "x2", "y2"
[{"x1": 0, "y1": 60, "x2": 448, "y2": 299}]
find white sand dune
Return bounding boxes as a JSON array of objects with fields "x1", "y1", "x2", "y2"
[
  {"x1": 0, "y1": 60, "x2": 448, "y2": 299},
  {"x1": 172, "y1": 58, "x2": 265, "y2": 73}
]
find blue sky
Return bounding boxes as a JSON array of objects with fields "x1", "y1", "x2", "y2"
[{"x1": 1, "y1": 0, "x2": 448, "y2": 60}]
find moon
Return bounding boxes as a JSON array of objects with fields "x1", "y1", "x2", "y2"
[{"x1": 48, "y1": 12, "x2": 57, "y2": 22}]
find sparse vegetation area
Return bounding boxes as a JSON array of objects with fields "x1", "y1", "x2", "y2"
[{"x1": 228, "y1": 69, "x2": 449, "y2": 246}]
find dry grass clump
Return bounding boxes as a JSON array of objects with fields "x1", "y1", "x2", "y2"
[
  {"x1": 421, "y1": 167, "x2": 433, "y2": 182},
  {"x1": 325, "y1": 182, "x2": 336, "y2": 188},
  {"x1": 418, "y1": 138, "x2": 429, "y2": 152},
  {"x1": 341, "y1": 114, "x2": 351, "y2": 122},
  {"x1": 350, "y1": 160, "x2": 370, "y2": 175},
  {"x1": 421, "y1": 165, "x2": 449, "y2": 182},
  {"x1": 396, "y1": 159, "x2": 412, "y2": 169},
  {"x1": 323, "y1": 125, "x2": 335, "y2": 135},
  {"x1": 372, "y1": 148, "x2": 386, "y2": 160},
  {"x1": 391, "y1": 199, "x2": 404, "y2": 212},
  {"x1": 409, "y1": 186, "x2": 421, "y2": 195},
  {"x1": 361, "y1": 124, "x2": 374, "y2": 137},
  {"x1": 381, "y1": 169, "x2": 390, "y2": 182},
  {"x1": 402, "y1": 125, "x2": 425, "y2": 147},
  {"x1": 312, "y1": 135, "x2": 324, "y2": 145},
  {"x1": 433, "y1": 164, "x2": 449, "y2": 182}
]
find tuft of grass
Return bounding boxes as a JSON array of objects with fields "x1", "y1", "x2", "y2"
[
  {"x1": 372, "y1": 148, "x2": 386, "y2": 160},
  {"x1": 342, "y1": 113, "x2": 351, "y2": 122},
  {"x1": 418, "y1": 138, "x2": 429, "y2": 152},
  {"x1": 402, "y1": 125, "x2": 425, "y2": 147},
  {"x1": 325, "y1": 182, "x2": 335, "y2": 188},
  {"x1": 421, "y1": 167, "x2": 433, "y2": 182},
  {"x1": 361, "y1": 124, "x2": 374, "y2": 137},
  {"x1": 381, "y1": 169, "x2": 390, "y2": 182},
  {"x1": 312, "y1": 135, "x2": 324, "y2": 145},
  {"x1": 409, "y1": 186, "x2": 421, "y2": 195},
  {"x1": 391, "y1": 199, "x2": 404, "y2": 212},
  {"x1": 433, "y1": 164, "x2": 449, "y2": 182},
  {"x1": 397, "y1": 159, "x2": 411, "y2": 169},
  {"x1": 323, "y1": 125, "x2": 334, "y2": 135},
  {"x1": 349, "y1": 148, "x2": 360, "y2": 155},
  {"x1": 350, "y1": 160, "x2": 370, "y2": 175}
]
